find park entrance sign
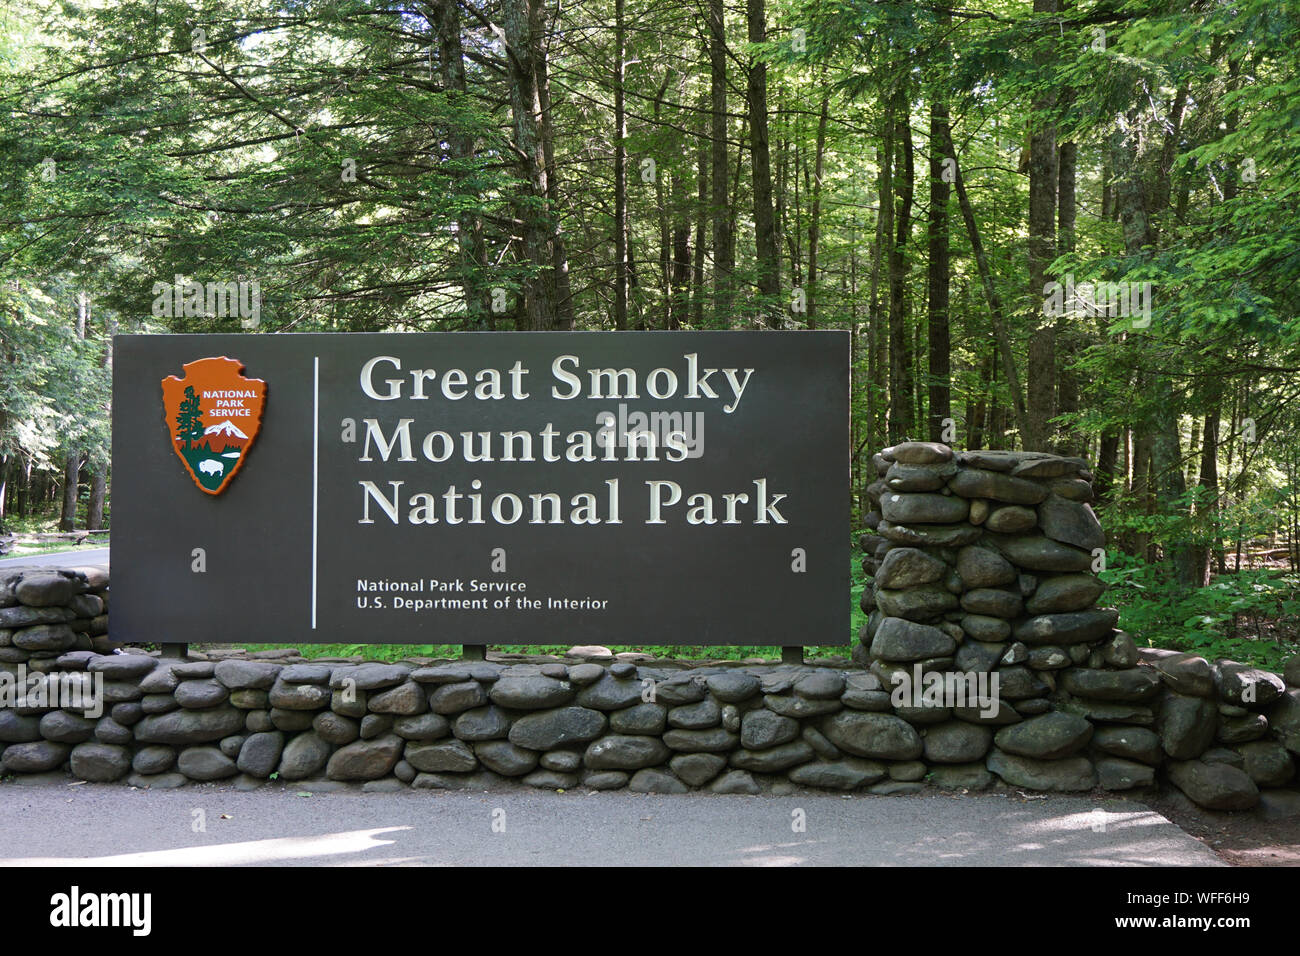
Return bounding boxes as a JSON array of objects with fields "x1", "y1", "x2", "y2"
[{"x1": 112, "y1": 332, "x2": 849, "y2": 646}]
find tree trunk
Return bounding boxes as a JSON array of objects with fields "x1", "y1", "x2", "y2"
[
  {"x1": 746, "y1": 0, "x2": 781, "y2": 326},
  {"x1": 532, "y1": 7, "x2": 575, "y2": 329},
  {"x1": 1193, "y1": 407, "x2": 1221, "y2": 584},
  {"x1": 87, "y1": 468, "x2": 107, "y2": 530},
  {"x1": 1055, "y1": 138, "x2": 1080, "y2": 453},
  {"x1": 59, "y1": 452, "x2": 80, "y2": 532},
  {"x1": 692, "y1": 99, "x2": 708, "y2": 328},
  {"x1": 1131, "y1": 433, "x2": 1153, "y2": 560},
  {"x1": 613, "y1": 0, "x2": 629, "y2": 330},
  {"x1": 806, "y1": 89, "x2": 829, "y2": 329},
  {"x1": 926, "y1": 82, "x2": 951, "y2": 442},
  {"x1": 1025, "y1": 0, "x2": 1060, "y2": 451},
  {"x1": 434, "y1": 0, "x2": 491, "y2": 328},
  {"x1": 940, "y1": 125, "x2": 1030, "y2": 443},
  {"x1": 887, "y1": 90, "x2": 915, "y2": 442},
  {"x1": 502, "y1": 0, "x2": 559, "y2": 330},
  {"x1": 1095, "y1": 430, "x2": 1120, "y2": 502},
  {"x1": 708, "y1": 0, "x2": 733, "y2": 320}
]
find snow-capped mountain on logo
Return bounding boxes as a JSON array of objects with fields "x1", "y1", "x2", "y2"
[{"x1": 204, "y1": 420, "x2": 249, "y2": 440}]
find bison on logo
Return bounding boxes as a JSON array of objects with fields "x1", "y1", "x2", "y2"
[{"x1": 161, "y1": 357, "x2": 267, "y2": 495}]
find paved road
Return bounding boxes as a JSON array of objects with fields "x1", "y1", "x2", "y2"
[
  {"x1": 0, "y1": 779, "x2": 1221, "y2": 866},
  {"x1": 0, "y1": 547, "x2": 108, "y2": 569}
]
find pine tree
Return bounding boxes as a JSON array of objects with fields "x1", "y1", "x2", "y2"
[{"x1": 177, "y1": 387, "x2": 204, "y2": 452}]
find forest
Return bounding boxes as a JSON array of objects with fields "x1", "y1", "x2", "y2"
[{"x1": 1, "y1": 0, "x2": 1297, "y2": 662}]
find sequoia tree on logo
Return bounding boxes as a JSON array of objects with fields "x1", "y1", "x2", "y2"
[{"x1": 161, "y1": 357, "x2": 267, "y2": 495}]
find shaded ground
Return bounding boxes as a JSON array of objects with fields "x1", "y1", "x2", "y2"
[{"x1": 1146, "y1": 789, "x2": 1300, "y2": 866}]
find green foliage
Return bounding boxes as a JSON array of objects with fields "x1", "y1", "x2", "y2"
[{"x1": 1100, "y1": 552, "x2": 1300, "y2": 671}]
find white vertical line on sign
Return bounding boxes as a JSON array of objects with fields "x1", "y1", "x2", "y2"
[{"x1": 312, "y1": 356, "x2": 319, "y2": 629}]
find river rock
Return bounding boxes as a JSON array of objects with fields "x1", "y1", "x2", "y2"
[
  {"x1": 585, "y1": 734, "x2": 671, "y2": 770},
  {"x1": 1025, "y1": 574, "x2": 1105, "y2": 614},
  {"x1": 268, "y1": 680, "x2": 332, "y2": 711},
  {"x1": 405, "y1": 739, "x2": 477, "y2": 773},
  {"x1": 392, "y1": 713, "x2": 449, "y2": 741},
  {"x1": 1235, "y1": 740, "x2": 1295, "y2": 787},
  {"x1": 704, "y1": 672, "x2": 760, "y2": 703},
  {"x1": 1058, "y1": 666, "x2": 1161, "y2": 701},
  {"x1": 328, "y1": 662, "x2": 409, "y2": 691},
  {"x1": 213, "y1": 659, "x2": 282, "y2": 690},
  {"x1": 667, "y1": 699, "x2": 721, "y2": 729},
  {"x1": 132, "y1": 745, "x2": 176, "y2": 775},
  {"x1": 1150, "y1": 652, "x2": 1215, "y2": 697},
  {"x1": 1217, "y1": 713, "x2": 1268, "y2": 744},
  {"x1": 14, "y1": 624, "x2": 78, "y2": 652},
  {"x1": 451, "y1": 706, "x2": 510, "y2": 740},
  {"x1": 885, "y1": 461, "x2": 957, "y2": 492},
  {"x1": 1216, "y1": 663, "x2": 1286, "y2": 709},
  {"x1": 986, "y1": 750, "x2": 1095, "y2": 791},
  {"x1": 984, "y1": 505, "x2": 1038, "y2": 533},
  {"x1": 1092, "y1": 726, "x2": 1161, "y2": 765},
  {"x1": 885, "y1": 441, "x2": 954, "y2": 465},
  {"x1": 1158, "y1": 694, "x2": 1218, "y2": 760},
  {"x1": 70, "y1": 742, "x2": 130, "y2": 781},
  {"x1": 39, "y1": 711, "x2": 97, "y2": 744},
  {"x1": 992, "y1": 535, "x2": 1092, "y2": 572},
  {"x1": 878, "y1": 520, "x2": 984, "y2": 548},
  {"x1": 609, "y1": 702, "x2": 667, "y2": 735},
  {"x1": 1167, "y1": 760, "x2": 1259, "y2": 810},
  {"x1": 993, "y1": 712, "x2": 1092, "y2": 759},
  {"x1": 788, "y1": 757, "x2": 887, "y2": 790},
  {"x1": 668, "y1": 753, "x2": 726, "y2": 786},
  {"x1": 730, "y1": 740, "x2": 815, "y2": 772},
  {"x1": 134, "y1": 707, "x2": 245, "y2": 745},
  {"x1": 627, "y1": 768, "x2": 689, "y2": 794},
  {"x1": 509, "y1": 707, "x2": 607, "y2": 750},
  {"x1": 922, "y1": 721, "x2": 993, "y2": 763},
  {"x1": 870, "y1": 618, "x2": 956, "y2": 662},
  {"x1": 1037, "y1": 494, "x2": 1104, "y2": 550},
  {"x1": 174, "y1": 679, "x2": 229, "y2": 710},
  {"x1": 740, "y1": 709, "x2": 799, "y2": 750},
  {"x1": 874, "y1": 586, "x2": 960, "y2": 621},
  {"x1": 312, "y1": 711, "x2": 360, "y2": 745},
  {"x1": 236, "y1": 732, "x2": 285, "y2": 777},
  {"x1": 277, "y1": 731, "x2": 332, "y2": 780},
  {"x1": 961, "y1": 588, "x2": 1023, "y2": 618},
  {"x1": 875, "y1": 547, "x2": 947, "y2": 589},
  {"x1": 489, "y1": 676, "x2": 575, "y2": 709},
  {"x1": 956, "y1": 546, "x2": 1017, "y2": 588},
  {"x1": 1096, "y1": 757, "x2": 1155, "y2": 790},
  {"x1": 880, "y1": 492, "x2": 969, "y2": 525},
  {"x1": 327, "y1": 733, "x2": 403, "y2": 780},
  {"x1": 661, "y1": 727, "x2": 738, "y2": 753},
  {"x1": 16, "y1": 573, "x2": 80, "y2": 607},
  {"x1": 821, "y1": 711, "x2": 922, "y2": 760},
  {"x1": 575, "y1": 673, "x2": 642, "y2": 710},
  {"x1": 948, "y1": 468, "x2": 1048, "y2": 505},
  {"x1": 428, "y1": 681, "x2": 488, "y2": 714},
  {"x1": 1013, "y1": 609, "x2": 1120, "y2": 646},
  {"x1": 1269, "y1": 690, "x2": 1300, "y2": 755},
  {"x1": 177, "y1": 746, "x2": 238, "y2": 781}
]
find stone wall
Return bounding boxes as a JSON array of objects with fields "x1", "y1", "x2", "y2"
[
  {"x1": 0, "y1": 534, "x2": 1297, "y2": 813},
  {"x1": 858, "y1": 441, "x2": 1300, "y2": 812}
]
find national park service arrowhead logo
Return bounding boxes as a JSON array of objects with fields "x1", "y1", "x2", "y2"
[{"x1": 161, "y1": 357, "x2": 266, "y2": 495}]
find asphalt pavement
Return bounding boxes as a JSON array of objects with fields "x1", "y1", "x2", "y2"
[
  {"x1": 0, "y1": 547, "x2": 109, "y2": 569},
  {"x1": 0, "y1": 779, "x2": 1222, "y2": 866}
]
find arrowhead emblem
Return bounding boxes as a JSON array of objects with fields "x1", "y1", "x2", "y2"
[{"x1": 161, "y1": 356, "x2": 267, "y2": 495}]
